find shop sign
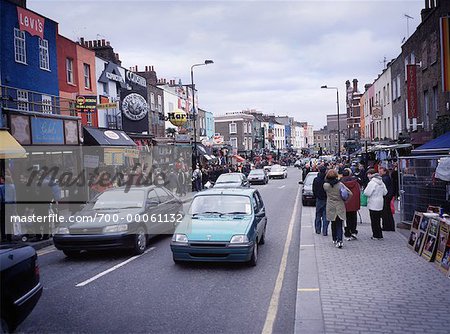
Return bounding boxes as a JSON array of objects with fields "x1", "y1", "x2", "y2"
[
  {"x1": 64, "y1": 120, "x2": 79, "y2": 145},
  {"x1": 122, "y1": 93, "x2": 149, "y2": 121},
  {"x1": 213, "y1": 135, "x2": 224, "y2": 145},
  {"x1": 406, "y1": 64, "x2": 418, "y2": 119},
  {"x1": 104, "y1": 148, "x2": 124, "y2": 165},
  {"x1": 126, "y1": 70, "x2": 147, "y2": 88},
  {"x1": 76, "y1": 95, "x2": 97, "y2": 110},
  {"x1": 124, "y1": 148, "x2": 140, "y2": 158},
  {"x1": 175, "y1": 134, "x2": 190, "y2": 142},
  {"x1": 10, "y1": 114, "x2": 31, "y2": 145},
  {"x1": 168, "y1": 109, "x2": 187, "y2": 127},
  {"x1": 104, "y1": 130, "x2": 120, "y2": 140},
  {"x1": 99, "y1": 62, "x2": 126, "y2": 88},
  {"x1": 371, "y1": 106, "x2": 383, "y2": 120},
  {"x1": 17, "y1": 7, "x2": 44, "y2": 39},
  {"x1": 31, "y1": 117, "x2": 64, "y2": 145},
  {"x1": 97, "y1": 102, "x2": 118, "y2": 109},
  {"x1": 83, "y1": 155, "x2": 99, "y2": 168}
]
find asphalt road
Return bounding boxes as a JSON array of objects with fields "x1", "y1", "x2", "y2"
[{"x1": 18, "y1": 167, "x2": 304, "y2": 334}]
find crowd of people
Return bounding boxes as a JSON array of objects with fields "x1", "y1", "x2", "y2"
[{"x1": 310, "y1": 159, "x2": 397, "y2": 248}]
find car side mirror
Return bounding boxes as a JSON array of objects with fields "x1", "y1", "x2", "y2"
[{"x1": 298, "y1": 181, "x2": 303, "y2": 184}]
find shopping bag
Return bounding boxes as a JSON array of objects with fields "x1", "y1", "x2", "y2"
[
  {"x1": 360, "y1": 192, "x2": 368, "y2": 207},
  {"x1": 390, "y1": 197, "x2": 395, "y2": 214}
]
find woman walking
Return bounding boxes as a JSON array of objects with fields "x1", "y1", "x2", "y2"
[
  {"x1": 323, "y1": 169, "x2": 352, "y2": 249},
  {"x1": 364, "y1": 169, "x2": 388, "y2": 240}
]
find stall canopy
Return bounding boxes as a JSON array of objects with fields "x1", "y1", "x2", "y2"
[
  {"x1": 83, "y1": 127, "x2": 136, "y2": 146},
  {"x1": 411, "y1": 131, "x2": 450, "y2": 155},
  {"x1": 0, "y1": 130, "x2": 26, "y2": 159}
]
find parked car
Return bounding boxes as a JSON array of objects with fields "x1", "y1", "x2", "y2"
[
  {"x1": 294, "y1": 160, "x2": 302, "y2": 168},
  {"x1": 301, "y1": 172, "x2": 318, "y2": 206},
  {"x1": 53, "y1": 186, "x2": 183, "y2": 257},
  {"x1": 171, "y1": 188, "x2": 267, "y2": 266},
  {"x1": 0, "y1": 243, "x2": 43, "y2": 333},
  {"x1": 268, "y1": 164, "x2": 287, "y2": 179},
  {"x1": 247, "y1": 169, "x2": 268, "y2": 185},
  {"x1": 214, "y1": 173, "x2": 250, "y2": 188}
]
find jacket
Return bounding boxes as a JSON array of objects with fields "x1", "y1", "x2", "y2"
[
  {"x1": 381, "y1": 174, "x2": 394, "y2": 199},
  {"x1": 312, "y1": 171, "x2": 327, "y2": 200},
  {"x1": 341, "y1": 176, "x2": 361, "y2": 212},
  {"x1": 323, "y1": 179, "x2": 352, "y2": 221},
  {"x1": 364, "y1": 174, "x2": 387, "y2": 211}
]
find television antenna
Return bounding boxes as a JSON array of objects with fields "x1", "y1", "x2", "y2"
[{"x1": 404, "y1": 14, "x2": 414, "y2": 39}]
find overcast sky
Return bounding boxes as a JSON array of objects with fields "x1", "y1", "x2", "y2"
[{"x1": 29, "y1": 0, "x2": 424, "y2": 129}]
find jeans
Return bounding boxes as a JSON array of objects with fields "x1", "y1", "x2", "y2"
[
  {"x1": 314, "y1": 199, "x2": 328, "y2": 235},
  {"x1": 345, "y1": 211, "x2": 358, "y2": 237},
  {"x1": 370, "y1": 210, "x2": 383, "y2": 238},
  {"x1": 331, "y1": 216, "x2": 343, "y2": 242}
]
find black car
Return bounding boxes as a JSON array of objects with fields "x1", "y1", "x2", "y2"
[
  {"x1": 53, "y1": 186, "x2": 184, "y2": 257},
  {"x1": 0, "y1": 243, "x2": 43, "y2": 333},
  {"x1": 213, "y1": 173, "x2": 250, "y2": 188}
]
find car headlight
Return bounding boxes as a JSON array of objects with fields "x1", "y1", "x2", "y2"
[
  {"x1": 229, "y1": 235, "x2": 249, "y2": 244},
  {"x1": 172, "y1": 233, "x2": 188, "y2": 244},
  {"x1": 103, "y1": 224, "x2": 128, "y2": 233},
  {"x1": 55, "y1": 227, "x2": 69, "y2": 235}
]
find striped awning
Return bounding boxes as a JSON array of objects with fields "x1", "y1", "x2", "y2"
[{"x1": 0, "y1": 130, "x2": 26, "y2": 159}]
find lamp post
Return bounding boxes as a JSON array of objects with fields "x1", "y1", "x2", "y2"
[
  {"x1": 191, "y1": 60, "x2": 213, "y2": 170},
  {"x1": 321, "y1": 85, "x2": 341, "y2": 158}
]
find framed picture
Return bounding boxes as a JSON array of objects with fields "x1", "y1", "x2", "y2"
[
  {"x1": 408, "y1": 212, "x2": 423, "y2": 250},
  {"x1": 412, "y1": 212, "x2": 423, "y2": 230},
  {"x1": 436, "y1": 221, "x2": 450, "y2": 266},
  {"x1": 422, "y1": 218, "x2": 440, "y2": 261},
  {"x1": 440, "y1": 228, "x2": 450, "y2": 273},
  {"x1": 414, "y1": 231, "x2": 426, "y2": 255},
  {"x1": 427, "y1": 205, "x2": 441, "y2": 214}
]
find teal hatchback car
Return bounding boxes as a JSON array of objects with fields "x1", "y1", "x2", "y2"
[{"x1": 170, "y1": 188, "x2": 267, "y2": 266}]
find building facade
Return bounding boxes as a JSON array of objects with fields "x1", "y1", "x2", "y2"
[
  {"x1": 345, "y1": 79, "x2": 363, "y2": 139},
  {"x1": 214, "y1": 112, "x2": 254, "y2": 155}
]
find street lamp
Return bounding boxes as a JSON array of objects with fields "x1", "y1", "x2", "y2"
[
  {"x1": 321, "y1": 85, "x2": 341, "y2": 158},
  {"x1": 191, "y1": 60, "x2": 214, "y2": 170}
]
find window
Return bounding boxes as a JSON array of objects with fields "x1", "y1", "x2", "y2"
[
  {"x1": 243, "y1": 122, "x2": 247, "y2": 134},
  {"x1": 387, "y1": 83, "x2": 390, "y2": 104},
  {"x1": 157, "y1": 95, "x2": 162, "y2": 112},
  {"x1": 229, "y1": 123, "x2": 237, "y2": 134},
  {"x1": 230, "y1": 137, "x2": 237, "y2": 148},
  {"x1": 244, "y1": 137, "x2": 248, "y2": 150},
  {"x1": 83, "y1": 63, "x2": 91, "y2": 89},
  {"x1": 169, "y1": 102, "x2": 174, "y2": 112},
  {"x1": 248, "y1": 137, "x2": 252, "y2": 150},
  {"x1": 66, "y1": 58, "x2": 74, "y2": 83},
  {"x1": 248, "y1": 122, "x2": 252, "y2": 134},
  {"x1": 154, "y1": 188, "x2": 170, "y2": 203},
  {"x1": 150, "y1": 93, "x2": 155, "y2": 111},
  {"x1": 17, "y1": 90, "x2": 29, "y2": 111},
  {"x1": 86, "y1": 111, "x2": 93, "y2": 126},
  {"x1": 14, "y1": 29, "x2": 26, "y2": 64},
  {"x1": 424, "y1": 90, "x2": 430, "y2": 130},
  {"x1": 102, "y1": 82, "x2": 108, "y2": 95},
  {"x1": 39, "y1": 38, "x2": 50, "y2": 70},
  {"x1": 41, "y1": 95, "x2": 52, "y2": 113},
  {"x1": 432, "y1": 86, "x2": 438, "y2": 114},
  {"x1": 396, "y1": 75, "x2": 401, "y2": 98},
  {"x1": 392, "y1": 79, "x2": 397, "y2": 100}
]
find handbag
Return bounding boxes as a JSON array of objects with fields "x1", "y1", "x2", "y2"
[
  {"x1": 360, "y1": 192, "x2": 368, "y2": 207},
  {"x1": 339, "y1": 184, "x2": 350, "y2": 201}
]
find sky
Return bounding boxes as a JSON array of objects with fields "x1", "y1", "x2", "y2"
[{"x1": 28, "y1": 0, "x2": 424, "y2": 129}]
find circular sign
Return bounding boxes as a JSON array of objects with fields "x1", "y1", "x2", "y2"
[
  {"x1": 104, "y1": 130, "x2": 120, "y2": 140},
  {"x1": 168, "y1": 109, "x2": 187, "y2": 127},
  {"x1": 76, "y1": 96, "x2": 86, "y2": 106},
  {"x1": 122, "y1": 93, "x2": 149, "y2": 121}
]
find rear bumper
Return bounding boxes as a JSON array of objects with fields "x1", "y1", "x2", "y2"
[
  {"x1": 8, "y1": 282, "x2": 43, "y2": 330},
  {"x1": 53, "y1": 233, "x2": 135, "y2": 251},
  {"x1": 171, "y1": 243, "x2": 254, "y2": 263}
]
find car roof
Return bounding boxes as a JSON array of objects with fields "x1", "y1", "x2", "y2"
[
  {"x1": 194, "y1": 188, "x2": 257, "y2": 197},
  {"x1": 104, "y1": 185, "x2": 158, "y2": 192}
]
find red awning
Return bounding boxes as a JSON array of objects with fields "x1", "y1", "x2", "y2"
[{"x1": 232, "y1": 154, "x2": 246, "y2": 162}]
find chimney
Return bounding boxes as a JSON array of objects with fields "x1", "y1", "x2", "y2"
[
  {"x1": 352, "y1": 79, "x2": 358, "y2": 92},
  {"x1": 80, "y1": 37, "x2": 84, "y2": 44},
  {"x1": 421, "y1": 0, "x2": 432, "y2": 21},
  {"x1": 346, "y1": 80, "x2": 351, "y2": 89},
  {"x1": 102, "y1": 39, "x2": 106, "y2": 46},
  {"x1": 135, "y1": 65, "x2": 138, "y2": 71},
  {"x1": 364, "y1": 84, "x2": 371, "y2": 92},
  {"x1": 106, "y1": 41, "x2": 110, "y2": 46}
]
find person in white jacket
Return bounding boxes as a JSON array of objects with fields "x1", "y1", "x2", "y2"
[{"x1": 364, "y1": 169, "x2": 388, "y2": 240}]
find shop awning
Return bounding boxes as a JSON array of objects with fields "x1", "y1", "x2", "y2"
[
  {"x1": 232, "y1": 154, "x2": 246, "y2": 162},
  {"x1": 83, "y1": 127, "x2": 136, "y2": 146},
  {"x1": 0, "y1": 130, "x2": 26, "y2": 159},
  {"x1": 412, "y1": 131, "x2": 450, "y2": 155}
]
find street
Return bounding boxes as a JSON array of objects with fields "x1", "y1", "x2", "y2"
[{"x1": 19, "y1": 168, "x2": 304, "y2": 334}]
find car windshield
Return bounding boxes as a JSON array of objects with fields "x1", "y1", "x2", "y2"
[
  {"x1": 304, "y1": 174, "x2": 318, "y2": 186},
  {"x1": 216, "y1": 174, "x2": 242, "y2": 183},
  {"x1": 271, "y1": 166, "x2": 283, "y2": 171},
  {"x1": 249, "y1": 170, "x2": 264, "y2": 175},
  {"x1": 189, "y1": 195, "x2": 252, "y2": 215},
  {"x1": 93, "y1": 190, "x2": 145, "y2": 210}
]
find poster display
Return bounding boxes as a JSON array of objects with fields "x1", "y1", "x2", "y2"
[
  {"x1": 408, "y1": 211, "x2": 422, "y2": 249},
  {"x1": 414, "y1": 214, "x2": 432, "y2": 254},
  {"x1": 436, "y1": 221, "x2": 450, "y2": 266},
  {"x1": 421, "y1": 218, "x2": 440, "y2": 261},
  {"x1": 440, "y1": 224, "x2": 450, "y2": 274}
]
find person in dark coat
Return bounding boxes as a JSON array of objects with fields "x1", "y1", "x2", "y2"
[
  {"x1": 341, "y1": 168, "x2": 361, "y2": 240},
  {"x1": 379, "y1": 166, "x2": 395, "y2": 231},
  {"x1": 312, "y1": 166, "x2": 328, "y2": 236}
]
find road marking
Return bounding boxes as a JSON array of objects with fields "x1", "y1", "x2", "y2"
[
  {"x1": 298, "y1": 288, "x2": 320, "y2": 292},
  {"x1": 262, "y1": 186, "x2": 300, "y2": 334},
  {"x1": 278, "y1": 185, "x2": 286, "y2": 189},
  {"x1": 301, "y1": 225, "x2": 312, "y2": 228},
  {"x1": 300, "y1": 244, "x2": 315, "y2": 247},
  {"x1": 75, "y1": 247, "x2": 155, "y2": 287},
  {"x1": 37, "y1": 246, "x2": 56, "y2": 256}
]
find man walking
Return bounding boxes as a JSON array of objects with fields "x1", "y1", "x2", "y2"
[
  {"x1": 312, "y1": 166, "x2": 328, "y2": 236},
  {"x1": 379, "y1": 166, "x2": 395, "y2": 231}
]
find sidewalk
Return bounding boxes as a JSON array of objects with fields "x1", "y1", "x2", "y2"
[
  {"x1": 295, "y1": 206, "x2": 450, "y2": 334},
  {"x1": 24, "y1": 192, "x2": 196, "y2": 251}
]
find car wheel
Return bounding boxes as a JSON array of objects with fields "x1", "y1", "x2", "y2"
[
  {"x1": 63, "y1": 250, "x2": 81, "y2": 258},
  {"x1": 259, "y1": 226, "x2": 266, "y2": 245},
  {"x1": 133, "y1": 227, "x2": 147, "y2": 255},
  {"x1": 248, "y1": 241, "x2": 258, "y2": 266}
]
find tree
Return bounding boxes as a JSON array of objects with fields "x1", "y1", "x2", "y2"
[{"x1": 166, "y1": 128, "x2": 176, "y2": 138}]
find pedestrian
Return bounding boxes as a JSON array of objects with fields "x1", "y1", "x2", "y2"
[
  {"x1": 176, "y1": 169, "x2": 187, "y2": 196},
  {"x1": 33, "y1": 172, "x2": 54, "y2": 241},
  {"x1": 323, "y1": 169, "x2": 352, "y2": 248},
  {"x1": 341, "y1": 168, "x2": 361, "y2": 240},
  {"x1": 364, "y1": 169, "x2": 388, "y2": 240},
  {"x1": 379, "y1": 166, "x2": 395, "y2": 231},
  {"x1": 312, "y1": 165, "x2": 328, "y2": 236},
  {"x1": 192, "y1": 165, "x2": 202, "y2": 192}
]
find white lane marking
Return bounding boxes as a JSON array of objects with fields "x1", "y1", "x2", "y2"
[
  {"x1": 262, "y1": 186, "x2": 301, "y2": 334},
  {"x1": 75, "y1": 247, "x2": 155, "y2": 287},
  {"x1": 37, "y1": 246, "x2": 56, "y2": 256},
  {"x1": 300, "y1": 244, "x2": 315, "y2": 247},
  {"x1": 278, "y1": 185, "x2": 286, "y2": 189}
]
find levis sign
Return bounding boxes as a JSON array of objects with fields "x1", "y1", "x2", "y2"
[{"x1": 17, "y1": 7, "x2": 45, "y2": 39}]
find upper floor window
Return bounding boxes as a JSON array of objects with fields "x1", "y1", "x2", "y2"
[
  {"x1": 14, "y1": 29, "x2": 26, "y2": 64},
  {"x1": 248, "y1": 122, "x2": 252, "y2": 134},
  {"x1": 243, "y1": 122, "x2": 247, "y2": 134},
  {"x1": 83, "y1": 64, "x2": 91, "y2": 89},
  {"x1": 66, "y1": 58, "x2": 74, "y2": 84},
  {"x1": 41, "y1": 95, "x2": 52, "y2": 113},
  {"x1": 168, "y1": 102, "x2": 174, "y2": 112},
  {"x1": 150, "y1": 93, "x2": 155, "y2": 111},
  {"x1": 157, "y1": 95, "x2": 162, "y2": 112},
  {"x1": 230, "y1": 137, "x2": 238, "y2": 148},
  {"x1": 17, "y1": 90, "x2": 29, "y2": 111},
  {"x1": 39, "y1": 38, "x2": 50, "y2": 70},
  {"x1": 229, "y1": 123, "x2": 237, "y2": 134}
]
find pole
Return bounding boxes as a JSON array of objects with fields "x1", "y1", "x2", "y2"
[
  {"x1": 336, "y1": 88, "x2": 341, "y2": 158},
  {"x1": 191, "y1": 66, "x2": 197, "y2": 171}
]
